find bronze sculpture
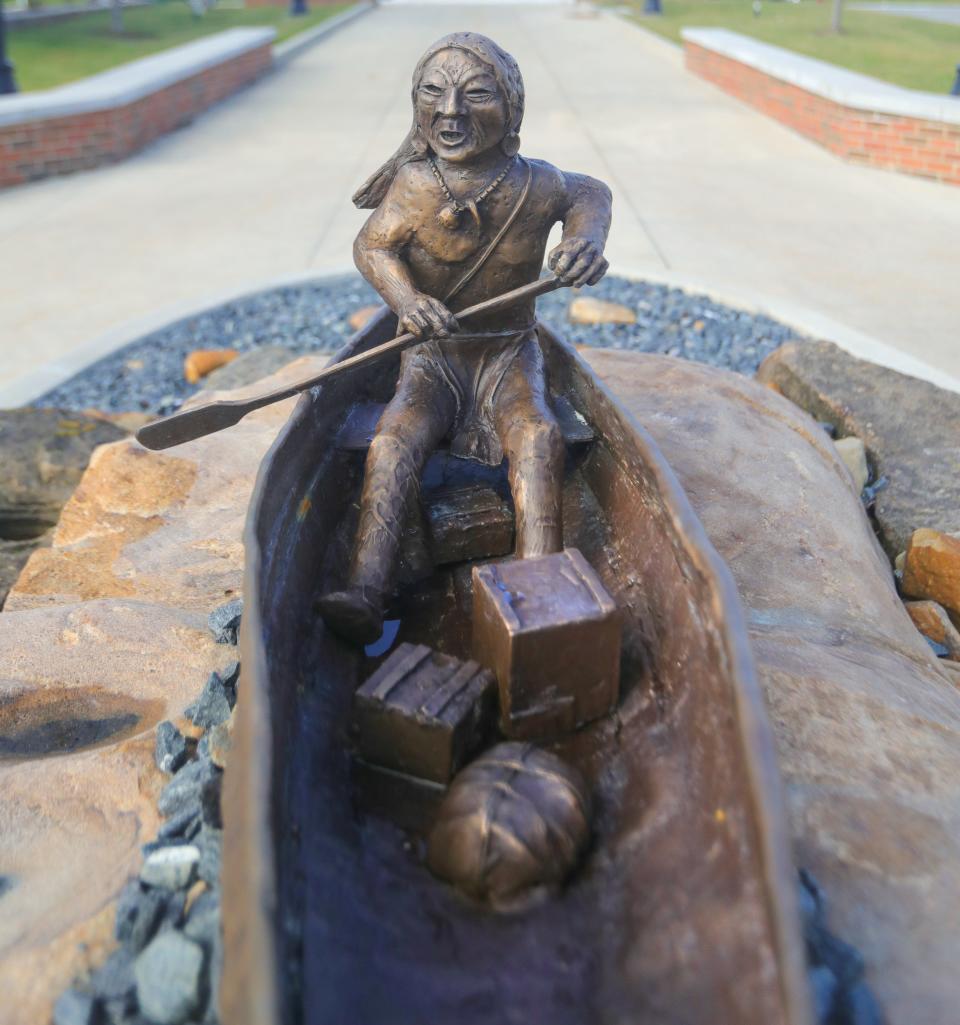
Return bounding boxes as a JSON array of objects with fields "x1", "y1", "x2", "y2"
[{"x1": 319, "y1": 32, "x2": 613, "y2": 644}]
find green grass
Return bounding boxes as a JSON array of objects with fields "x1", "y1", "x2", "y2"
[
  {"x1": 623, "y1": 0, "x2": 960, "y2": 93},
  {"x1": 4, "y1": 0, "x2": 350, "y2": 91}
]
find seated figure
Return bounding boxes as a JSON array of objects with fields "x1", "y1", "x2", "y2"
[{"x1": 320, "y1": 32, "x2": 612, "y2": 644}]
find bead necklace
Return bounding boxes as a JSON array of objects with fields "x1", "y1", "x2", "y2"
[{"x1": 428, "y1": 155, "x2": 516, "y2": 230}]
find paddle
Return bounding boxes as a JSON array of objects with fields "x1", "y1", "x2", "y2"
[{"x1": 136, "y1": 275, "x2": 566, "y2": 451}]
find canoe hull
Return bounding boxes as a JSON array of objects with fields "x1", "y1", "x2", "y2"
[{"x1": 223, "y1": 312, "x2": 812, "y2": 1025}]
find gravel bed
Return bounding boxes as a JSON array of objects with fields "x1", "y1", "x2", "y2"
[{"x1": 36, "y1": 274, "x2": 804, "y2": 416}]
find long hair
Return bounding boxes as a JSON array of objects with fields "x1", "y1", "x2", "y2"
[{"x1": 351, "y1": 32, "x2": 525, "y2": 210}]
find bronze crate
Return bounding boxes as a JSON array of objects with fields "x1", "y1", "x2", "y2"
[
  {"x1": 353, "y1": 642, "x2": 496, "y2": 783},
  {"x1": 472, "y1": 549, "x2": 621, "y2": 739}
]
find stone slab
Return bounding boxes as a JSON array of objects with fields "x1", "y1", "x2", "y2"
[
  {"x1": 757, "y1": 339, "x2": 960, "y2": 558},
  {"x1": 584, "y1": 349, "x2": 960, "y2": 1025}
]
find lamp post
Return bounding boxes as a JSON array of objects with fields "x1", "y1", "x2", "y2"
[{"x1": 0, "y1": 0, "x2": 18, "y2": 96}]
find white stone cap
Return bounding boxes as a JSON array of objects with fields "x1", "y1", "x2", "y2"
[
  {"x1": 0, "y1": 26, "x2": 276, "y2": 129},
  {"x1": 682, "y1": 27, "x2": 960, "y2": 127}
]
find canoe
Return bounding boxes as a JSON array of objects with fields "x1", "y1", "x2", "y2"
[{"x1": 222, "y1": 309, "x2": 813, "y2": 1025}]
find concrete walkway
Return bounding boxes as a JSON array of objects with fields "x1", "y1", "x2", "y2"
[
  {"x1": 850, "y1": 2, "x2": 960, "y2": 25},
  {"x1": 1, "y1": 3, "x2": 959, "y2": 404}
]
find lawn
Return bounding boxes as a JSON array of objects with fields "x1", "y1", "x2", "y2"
[
  {"x1": 622, "y1": 0, "x2": 960, "y2": 93},
  {"x1": 4, "y1": 0, "x2": 351, "y2": 92}
]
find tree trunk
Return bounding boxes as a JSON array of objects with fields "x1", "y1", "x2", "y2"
[{"x1": 831, "y1": 0, "x2": 843, "y2": 33}]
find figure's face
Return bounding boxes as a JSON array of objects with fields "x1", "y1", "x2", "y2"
[{"x1": 415, "y1": 49, "x2": 510, "y2": 164}]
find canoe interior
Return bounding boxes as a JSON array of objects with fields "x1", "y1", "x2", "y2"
[{"x1": 227, "y1": 310, "x2": 811, "y2": 1025}]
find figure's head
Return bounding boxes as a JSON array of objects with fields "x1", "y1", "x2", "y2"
[
  {"x1": 353, "y1": 33, "x2": 525, "y2": 208},
  {"x1": 411, "y1": 35, "x2": 524, "y2": 163}
]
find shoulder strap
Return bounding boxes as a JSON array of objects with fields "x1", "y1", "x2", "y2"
[{"x1": 444, "y1": 158, "x2": 534, "y2": 307}]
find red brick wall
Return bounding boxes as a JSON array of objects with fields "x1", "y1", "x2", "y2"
[
  {"x1": 0, "y1": 43, "x2": 272, "y2": 189},
  {"x1": 685, "y1": 41, "x2": 960, "y2": 187}
]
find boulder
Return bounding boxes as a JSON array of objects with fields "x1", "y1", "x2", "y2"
[
  {"x1": 584, "y1": 350, "x2": 960, "y2": 1025},
  {"x1": 0, "y1": 360, "x2": 320, "y2": 1025},
  {"x1": 0, "y1": 408, "x2": 125, "y2": 541},
  {"x1": 902, "y1": 528, "x2": 960, "y2": 620},
  {"x1": 757, "y1": 340, "x2": 960, "y2": 557}
]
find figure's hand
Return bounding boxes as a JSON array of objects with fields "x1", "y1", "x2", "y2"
[
  {"x1": 398, "y1": 294, "x2": 459, "y2": 340},
  {"x1": 548, "y1": 238, "x2": 608, "y2": 288}
]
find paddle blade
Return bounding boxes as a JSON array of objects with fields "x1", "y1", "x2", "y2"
[{"x1": 136, "y1": 400, "x2": 248, "y2": 451}]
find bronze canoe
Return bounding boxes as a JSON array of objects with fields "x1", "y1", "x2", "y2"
[{"x1": 222, "y1": 310, "x2": 813, "y2": 1025}]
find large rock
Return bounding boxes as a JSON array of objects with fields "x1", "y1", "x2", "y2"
[
  {"x1": 4, "y1": 359, "x2": 325, "y2": 613},
  {"x1": 902, "y1": 528, "x2": 960, "y2": 620},
  {"x1": 0, "y1": 409, "x2": 126, "y2": 541},
  {"x1": 756, "y1": 340, "x2": 960, "y2": 557},
  {"x1": 584, "y1": 350, "x2": 960, "y2": 1025},
  {"x1": 0, "y1": 360, "x2": 321, "y2": 1025}
]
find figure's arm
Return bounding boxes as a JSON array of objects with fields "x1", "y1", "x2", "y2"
[
  {"x1": 548, "y1": 171, "x2": 612, "y2": 288},
  {"x1": 354, "y1": 169, "x2": 458, "y2": 340}
]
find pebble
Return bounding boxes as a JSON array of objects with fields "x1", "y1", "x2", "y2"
[
  {"x1": 115, "y1": 880, "x2": 168, "y2": 953},
  {"x1": 904, "y1": 600, "x2": 960, "y2": 659},
  {"x1": 196, "y1": 827, "x2": 223, "y2": 887},
  {"x1": 348, "y1": 304, "x2": 383, "y2": 331},
  {"x1": 157, "y1": 804, "x2": 202, "y2": 843},
  {"x1": 833, "y1": 437, "x2": 869, "y2": 494},
  {"x1": 183, "y1": 348, "x2": 238, "y2": 384},
  {"x1": 90, "y1": 947, "x2": 136, "y2": 1020},
  {"x1": 154, "y1": 721, "x2": 188, "y2": 775},
  {"x1": 52, "y1": 989, "x2": 98, "y2": 1025},
  {"x1": 902, "y1": 528, "x2": 960, "y2": 618},
  {"x1": 204, "y1": 718, "x2": 233, "y2": 770},
  {"x1": 208, "y1": 599, "x2": 243, "y2": 645},
  {"x1": 187, "y1": 670, "x2": 235, "y2": 730},
  {"x1": 134, "y1": 932, "x2": 205, "y2": 1025},
  {"x1": 158, "y1": 757, "x2": 221, "y2": 818},
  {"x1": 33, "y1": 274, "x2": 803, "y2": 414},
  {"x1": 183, "y1": 889, "x2": 221, "y2": 951},
  {"x1": 568, "y1": 295, "x2": 636, "y2": 326},
  {"x1": 140, "y1": 845, "x2": 200, "y2": 890}
]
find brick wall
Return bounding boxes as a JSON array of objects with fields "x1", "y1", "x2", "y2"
[
  {"x1": 0, "y1": 43, "x2": 272, "y2": 189},
  {"x1": 685, "y1": 42, "x2": 960, "y2": 187}
]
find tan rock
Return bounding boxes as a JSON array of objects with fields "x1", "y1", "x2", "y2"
[
  {"x1": 833, "y1": 436, "x2": 869, "y2": 494},
  {"x1": 348, "y1": 305, "x2": 382, "y2": 332},
  {"x1": 183, "y1": 348, "x2": 238, "y2": 384},
  {"x1": 902, "y1": 528, "x2": 960, "y2": 619},
  {"x1": 5, "y1": 357, "x2": 328, "y2": 613},
  {"x1": 567, "y1": 295, "x2": 636, "y2": 326},
  {"x1": 905, "y1": 600, "x2": 960, "y2": 659},
  {"x1": 207, "y1": 713, "x2": 234, "y2": 769},
  {"x1": 584, "y1": 350, "x2": 960, "y2": 1025}
]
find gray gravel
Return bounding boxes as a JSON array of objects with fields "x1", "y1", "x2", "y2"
[{"x1": 35, "y1": 274, "x2": 804, "y2": 416}]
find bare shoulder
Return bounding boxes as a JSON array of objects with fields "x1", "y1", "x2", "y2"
[
  {"x1": 523, "y1": 157, "x2": 568, "y2": 210},
  {"x1": 523, "y1": 158, "x2": 610, "y2": 215}
]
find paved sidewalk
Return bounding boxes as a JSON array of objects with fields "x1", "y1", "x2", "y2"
[
  {"x1": 1, "y1": 3, "x2": 958, "y2": 403},
  {"x1": 849, "y1": 3, "x2": 960, "y2": 25}
]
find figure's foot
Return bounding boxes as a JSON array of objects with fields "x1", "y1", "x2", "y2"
[{"x1": 318, "y1": 586, "x2": 384, "y2": 645}]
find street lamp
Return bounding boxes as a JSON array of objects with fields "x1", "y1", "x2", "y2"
[{"x1": 0, "y1": 0, "x2": 18, "y2": 96}]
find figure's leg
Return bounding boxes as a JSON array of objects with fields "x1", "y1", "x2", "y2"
[
  {"x1": 493, "y1": 358, "x2": 565, "y2": 559},
  {"x1": 320, "y1": 365, "x2": 455, "y2": 643}
]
